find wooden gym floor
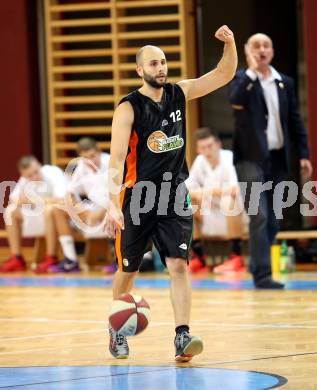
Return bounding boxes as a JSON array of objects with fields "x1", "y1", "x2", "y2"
[{"x1": 0, "y1": 271, "x2": 317, "y2": 389}]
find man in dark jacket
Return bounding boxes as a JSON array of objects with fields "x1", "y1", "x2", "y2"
[{"x1": 229, "y1": 33, "x2": 312, "y2": 289}]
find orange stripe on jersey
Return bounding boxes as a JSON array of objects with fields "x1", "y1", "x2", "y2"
[
  {"x1": 124, "y1": 129, "x2": 138, "y2": 188},
  {"x1": 116, "y1": 130, "x2": 138, "y2": 270},
  {"x1": 115, "y1": 188, "x2": 126, "y2": 271}
]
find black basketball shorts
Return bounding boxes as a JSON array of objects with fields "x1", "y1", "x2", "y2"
[{"x1": 115, "y1": 186, "x2": 193, "y2": 272}]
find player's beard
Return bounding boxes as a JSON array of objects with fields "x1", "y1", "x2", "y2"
[{"x1": 143, "y1": 71, "x2": 167, "y2": 89}]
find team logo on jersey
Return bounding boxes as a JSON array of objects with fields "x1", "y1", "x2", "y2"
[
  {"x1": 161, "y1": 119, "x2": 168, "y2": 127},
  {"x1": 147, "y1": 130, "x2": 184, "y2": 154}
]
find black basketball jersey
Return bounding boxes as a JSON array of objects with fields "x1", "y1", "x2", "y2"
[{"x1": 119, "y1": 83, "x2": 188, "y2": 188}]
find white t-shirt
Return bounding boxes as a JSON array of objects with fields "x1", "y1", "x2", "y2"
[
  {"x1": 246, "y1": 66, "x2": 284, "y2": 150},
  {"x1": 68, "y1": 152, "x2": 110, "y2": 209},
  {"x1": 186, "y1": 149, "x2": 241, "y2": 237},
  {"x1": 10, "y1": 165, "x2": 68, "y2": 203},
  {"x1": 186, "y1": 149, "x2": 238, "y2": 192}
]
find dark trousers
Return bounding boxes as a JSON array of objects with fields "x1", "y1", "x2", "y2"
[{"x1": 235, "y1": 150, "x2": 286, "y2": 282}]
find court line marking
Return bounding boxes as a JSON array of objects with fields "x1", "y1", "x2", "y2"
[
  {"x1": 0, "y1": 322, "x2": 174, "y2": 343},
  {"x1": 0, "y1": 366, "x2": 287, "y2": 389},
  {"x1": 0, "y1": 342, "x2": 106, "y2": 356},
  {"x1": 207, "y1": 300, "x2": 317, "y2": 306},
  {"x1": 1, "y1": 344, "x2": 317, "y2": 367},
  {"x1": 0, "y1": 323, "x2": 316, "y2": 347},
  {"x1": 1, "y1": 319, "x2": 317, "y2": 345},
  {"x1": 0, "y1": 318, "x2": 170, "y2": 326},
  {"x1": 0, "y1": 367, "x2": 175, "y2": 389},
  {"x1": 1, "y1": 316, "x2": 317, "y2": 326},
  {"x1": 0, "y1": 329, "x2": 104, "y2": 342},
  {"x1": 1, "y1": 326, "x2": 317, "y2": 357},
  {"x1": 0, "y1": 318, "x2": 104, "y2": 324},
  {"x1": 204, "y1": 350, "x2": 317, "y2": 366}
]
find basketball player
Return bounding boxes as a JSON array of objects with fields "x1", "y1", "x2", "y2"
[
  {"x1": 105, "y1": 25, "x2": 237, "y2": 361},
  {"x1": 50, "y1": 137, "x2": 110, "y2": 272},
  {"x1": 1, "y1": 156, "x2": 67, "y2": 273},
  {"x1": 186, "y1": 128, "x2": 247, "y2": 274}
]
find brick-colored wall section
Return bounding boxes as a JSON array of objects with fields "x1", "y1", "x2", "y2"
[
  {"x1": 303, "y1": 0, "x2": 317, "y2": 179},
  {"x1": 0, "y1": 1, "x2": 41, "y2": 231}
]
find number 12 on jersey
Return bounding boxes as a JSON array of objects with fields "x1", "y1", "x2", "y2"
[{"x1": 170, "y1": 110, "x2": 182, "y2": 122}]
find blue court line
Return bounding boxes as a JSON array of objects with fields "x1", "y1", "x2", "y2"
[
  {"x1": 0, "y1": 365, "x2": 287, "y2": 390},
  {"x1": 0, "y1": 276, "x2": 317, "y2": 290}
]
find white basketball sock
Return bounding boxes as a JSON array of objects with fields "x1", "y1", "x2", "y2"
[{"x1": 59, "y1": 235, "x2": 77, "y2": 262}]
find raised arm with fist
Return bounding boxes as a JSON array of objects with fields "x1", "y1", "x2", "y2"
[{"x1": 214, "y1": 25, "x2": 235, "y2": 44}]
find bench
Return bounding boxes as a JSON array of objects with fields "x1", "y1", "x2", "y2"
[
  {"x1": 276, "y1": 231, "x2": 317, "y2": 240},
  {"x1": 201, "y1": 230, "x2": 317, "y2": 259},
  {"x1": 0, "y1": 229, "x2": 113, "y2": 269}
]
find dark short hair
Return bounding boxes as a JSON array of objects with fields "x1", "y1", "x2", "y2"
[
  {"x1": 195, "y1": 127, "x2": 220, "y2": 141},
  {"x1": 77, "y1": 137, "x2": 98, "y2": 153},
  {"x1": 17, "y1": 155, "x2": 39, "y2": 171}
]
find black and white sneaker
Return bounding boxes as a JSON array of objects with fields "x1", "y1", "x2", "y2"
[
  {"x1": 174, "y1": 331, "x2": 203, "y2": 362},
  {"x1": 109, "y1": 325, "x2": 129, "y2": 359}
]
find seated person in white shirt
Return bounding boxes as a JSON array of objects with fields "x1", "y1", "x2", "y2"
[
  {"x1": 0, "y1": 156, "x2": 67, "y2": 273},
  {"x1": 186, "y1": 128, "x2": 247, "y2": 273},
  {"x1": 51, "y1": 137, "x2": 110, "y2": 273}
]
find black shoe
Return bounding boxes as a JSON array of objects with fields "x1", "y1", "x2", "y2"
[
  {"x1": 174, "y1": 331, "x2": 203, "y2": 362},
  {"x1": 255, "y1": 277, "x2": 285, "y2": 289}
]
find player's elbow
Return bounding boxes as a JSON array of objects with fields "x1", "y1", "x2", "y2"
[
  {"x1": 216, "y1": 63, "x2": 237, "y2": 85},
  {"x1": 219, "y1": 69, "x2": 236, "y2": 86}
]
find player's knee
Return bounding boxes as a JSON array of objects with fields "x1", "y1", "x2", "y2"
[
  {"x1": 166, "y1": 258, "x2": 187, "y2": 275},
  {"x1": 52, "y1": 205, "x2": 61, "y2": 216},
  {"x1": 44, "y1": 204, "x2": 55, "y2": 217},
  {"x1": 4, "y1": 204, "x2": 21, "y2": 224},
  {"x1": 116, "y1": 269, "x2": 138, "y2": 279},
  {"x1": 52, "y1": 206, "x2": 67, "y2": 220}
]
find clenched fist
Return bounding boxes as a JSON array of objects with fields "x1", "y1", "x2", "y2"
[{"x1": 215, "y1": 25, "x2": 234, "y2": 44}]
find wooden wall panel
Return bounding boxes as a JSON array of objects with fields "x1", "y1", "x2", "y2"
[{"x1": 44, "y1": 0, "x2": 198, "y2": 167}]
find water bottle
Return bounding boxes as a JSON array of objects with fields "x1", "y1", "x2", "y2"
[
  {"x1": 280, "y1": 240, "x2": 289, "y2": 274},
  {"x1": 287, "y1": 246, "x2": 296, "y2": 272}
]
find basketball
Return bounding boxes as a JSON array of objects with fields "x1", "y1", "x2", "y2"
[{"x1": 109, "y1": 293, "x2": 150, "y2": 336}]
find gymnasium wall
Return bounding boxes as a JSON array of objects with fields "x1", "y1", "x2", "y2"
[
  {"x1": 0, "y1": 1, "x2": 41, "y2": 231},
  {"x1": 43, "y1": 0, "x2": 198, "y2": 167},
  {"x1": 0, "y1": 1, "x2": 42, "y2": 184},
  {"x1": 303, "y1": 0, "x2": 317, "y2": 186}
]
